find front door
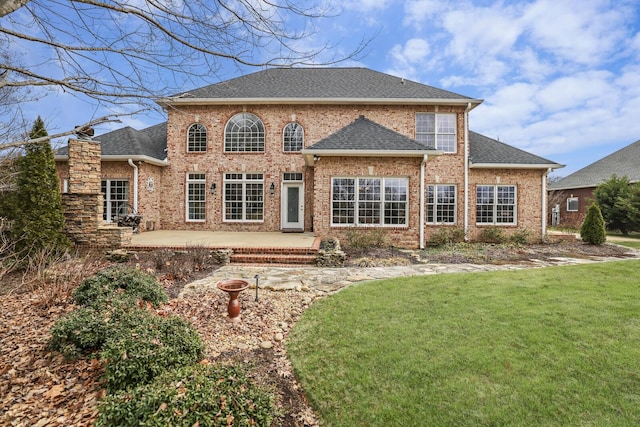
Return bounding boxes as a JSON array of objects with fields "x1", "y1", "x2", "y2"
[{"x1": 281, "y1": 183, "x2": 304, "y2": 230}]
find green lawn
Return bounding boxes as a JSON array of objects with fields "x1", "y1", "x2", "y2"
[{"x1": 288, "y1": 260, "x2": 640, "y2": 426}]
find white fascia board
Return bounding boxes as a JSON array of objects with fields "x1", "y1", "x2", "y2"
[
  {"x1": 302, "y1": 149, "x2": 443, "y2": 166},
  {"x1": 55, "y1": 154, "x2": 169, "y2": 167},
  {"x1": 158, "y1": 97, "x2": 484, "y2": 109},
  {"x1": 470, "y1": 162, "x2": 564, "y2": 170}
]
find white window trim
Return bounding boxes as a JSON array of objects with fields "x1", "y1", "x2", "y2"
[
  {"x1": 186, "y1": 173, "x2": 207, "y2": 222},
  {"x1": 330, "y1": 176, "x2": 409, "y2": 227},
  {"x1": 102, "y1": 179, "x2": 129, "y2": 222},
  {"x1": 186, "y1": 123, "x2": 207, "y2": 153},
  {"x1": 282, "y1": 122, "x2": 304, "y2": 152},
  {"x1": 415, "y1": 112, "x2": 457, "y2": 154},
  {"x1": 224, "y1": 113, "x2": 265, "y2": 152},
  {"x1": 426, "y1": 184, "x2": 457, "y2": 224},
  {"x1": 223, "y1": 172, "x2": 265, "y2": 223},
  {"x1": 566, "y1": 197, "x2": 579, "y2": 212},
  {"x1": 475, "y1": 185, "x2": 517, "y2": 226}
]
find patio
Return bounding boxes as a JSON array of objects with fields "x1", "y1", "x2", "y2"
[
  {"x1": 125, "y1": 231, "x2": 322, "y2": 265},
  {"x1": 127, "y1": 230, "x2": 319, "y2": 249}
]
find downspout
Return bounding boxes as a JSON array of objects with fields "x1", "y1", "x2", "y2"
[
  {"x1": 542, "y1": 168, "x2": 550, "y2": 242},
  {"x1": 464, "y1": 102, "x2": 472, "y2": 240},
  {"x1": 128, "y1": 159, "x2": 138, "y2": 213},
  {"x1": 420, "y1": 154, "x2": 428, "y2": 249}
]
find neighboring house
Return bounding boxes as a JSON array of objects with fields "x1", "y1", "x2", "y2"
[
  {"x1": 548, "y1": 139, "x2": 640, "y2": 228},
  {"x1": 55, "y1": 67, "x2": 562, "y2": 248}
]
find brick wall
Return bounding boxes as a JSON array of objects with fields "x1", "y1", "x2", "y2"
[{"x1": 467, "y1": 168, "x2": 546, "y2": 242}]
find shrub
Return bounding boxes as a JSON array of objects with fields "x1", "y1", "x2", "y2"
[
  {"x1": 73, "y1": 266, "x2": 168, "y2": 307},
  {"x1": 429, "y1": 227, "x2": 466, "y2": 245},
  {"x1": 96, "y1": 363, "x2": 276, "y2": 427},
  {"x1": 479, "y1": 226, "x2": 506, "y2": 244},
  {"x1": 581, "y1": 203, "x2": 606, "y2": 245},
  {"x1": 343, "y1": 227, "x2": 387, "y2": 255},
  {"x1": 100, "y1": 315, "x2": 205, "y2": 392},
  {"x1": 48, "y1": 301, "x2": 152, "y2": 359},
  {"x1": 509, "y1": 228, "x2": 531, "y2": 245}
]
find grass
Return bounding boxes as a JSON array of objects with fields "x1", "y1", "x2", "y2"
[{"x1": 288, "y1": 260, "x2": 640, "y2": 426}]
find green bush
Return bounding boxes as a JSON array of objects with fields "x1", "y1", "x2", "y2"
[
  {"x1": 509, "y1": 228, "x2": 531, "y2": 245},
  {"x1": 97, "y1": 363, "x2": 276, "y2": 427},
  {"x1": 73, "y1": 266, "x2": 168, "y2": 307},
  {"x1": 581, "y1": 203, "x2": 606, "y2": 245},
  {"x1": 101, "y1": 315, "x2": 205, "y2": 392},
  {"x1": 47, "y1": 301, "x2": 152, "y2": 358},
  {"x1": 429, "y1": 227, "x2": 466, "y2": 245},
  {"x1": 479, "y1": 226, "x2": 506, "y2": 244}
]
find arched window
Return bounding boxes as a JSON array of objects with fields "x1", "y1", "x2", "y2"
[
  {"x1": 224, "y1": 113, "x2": 265, "y2": 152},
  {"x1": 187, "y1": 123, "x2": 207, "y2": 152},
  {"x1": 283, "y1": 122, "x2": 304, "y2": 152}
]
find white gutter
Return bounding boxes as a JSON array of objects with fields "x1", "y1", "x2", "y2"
[
  {"x1": 420, "y1": 155, "x2": 428, "y2": 249},
  {"x1": 542, "y1": 169, "x2": 549, "y2": 241},
  {"x1": 159, "y1": 97, "x2": 484, "y2": 108},
  {"x1": 128, "y1": 159, "x2": 139, "y2": 213},
  {"x1": 464, "y1": 103, "x2": 471, "y2": 241},
  {"x1": 470, "y1": 162, "x2": 564, "y2": 169},
  {"x1": 55, "y1": 154, "x2": 169, "y2": 167},
  {"x1": 301, "y1": 149, "x2": 443, "y2": 166}
]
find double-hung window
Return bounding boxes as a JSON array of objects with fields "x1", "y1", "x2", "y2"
[
  {"x1": 101, "y1": 179, "x2": 128, "y2": 221},
  {"x1": 427, "y1": 184, "x2": 456, "y2": 224},
  {"x1": 186, "y1": 173, "x2": 206, "y2": 221},
  {"x1": 187, "y1": 123, "x2": 207, "y2": 152},
  {"x1": 224, "y1": 173, "x2": 264, "y2": 221},
  {"x1": 224, "y1": 113, "x2": 265, "y2": 152},
  {"x1": 283, "y1": 123, "x2": 304, "y2": 152},
  {"x1": 331, "y1": 177, "x2": 408, "y2": 226},
  {"x1": 476, "y1": 185, "x2": 516, "y2": 225},
  {"x1": 416, "y1": 113, "x2": 457, "y2": 153}
]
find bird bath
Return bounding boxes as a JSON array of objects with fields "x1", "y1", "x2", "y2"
[{"x1": 217, "y1": 279, "x2": 250, "y2": 322}]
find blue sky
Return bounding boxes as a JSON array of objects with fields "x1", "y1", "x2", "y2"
[{"x1": 14, "y1": 0, "x2": 640, "y2": 177}]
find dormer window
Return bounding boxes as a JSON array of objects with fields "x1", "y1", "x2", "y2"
[
  {"x1": 416, "y1": 113, "x2": 456, "y2": 153},
  {"x1": 187, "y1": 123, "x2": 207, "y2": 152},
  {"x1": 225, "y1": 113, "x2": 265, "y2": 152}
]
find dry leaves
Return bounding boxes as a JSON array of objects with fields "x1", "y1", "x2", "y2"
[{"x1": 1, "y1": 285, "x2": 321, "y2": 426}]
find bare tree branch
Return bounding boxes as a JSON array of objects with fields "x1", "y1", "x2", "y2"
[
  {"x1": 0, "y1": 114, "x2": 123, "y2": 151},
  {"x1": 0, "y1": 0, "x2": 370, "y2": 109}
]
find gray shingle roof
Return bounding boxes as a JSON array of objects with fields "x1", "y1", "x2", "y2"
[
  {"x1": 170, "y1": 68, "x2": 479, "y2": 102},
  {"x1": 549, "y1": 139, "x2": 640, "y2": 190},
  {"x1": 307, "y1": 115, "x2": 435, "y2": 151},
  {"x1": 56, "y1": 122, "x2": 167, "y2": 161},
  {"x1": 469, "y1": 131, "x2": 561, "y2": 168}
]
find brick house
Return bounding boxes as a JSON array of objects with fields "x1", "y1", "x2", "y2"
[
  {"x1": 549, "y1": 139, "x2": 640, "y2": 228},
  {"x1": 55, "y1": 68, "x2": 562, "y2": 248}
]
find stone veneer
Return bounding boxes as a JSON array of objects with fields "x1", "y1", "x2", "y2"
[{"x1": 60, "y1": 139, "x2": 132, "y2": 247}]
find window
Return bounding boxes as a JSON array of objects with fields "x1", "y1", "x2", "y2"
[
  {"x1": 283, "y1": 172, "x2": 303, "y2": 181},
  {"x1": 427, "y1": 184, "x2": 456, "y2": 224},
  {"x1": 187, "y1": 123, "x2": 207, "y2": 152},
  {"x1": 101, "y1": 179, "x2": 128, "y2": 221},
  {"x1": 567, "y1": 197, "x2": 579, "y2": 212},
  {"x1": 416, "y1": 113, "x2": 457, "y2": 153},
  {"x1": 283, "y1": 123, "x2": 304, "y2": 152},
  {"x1": 186, "y1": 173, "x2": 206, "y2": 221},
  {"x1": 331, "y1": 177, "x2": 408, "y2": 226},
  {"x1": 224, "y1": 173, "x2": 264, "y2": 221},
  {"x1": 224, "y1": 113, "x2": 265, "y2": 152},
  {"x1": 476, "y1": 185, "x2": 516, "y2": 225}
]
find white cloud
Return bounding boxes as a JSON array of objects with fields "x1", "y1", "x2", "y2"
[
  {"x1": 534, "y1": 71, "x2": 616, "y2": 113},
  {"x1": 403, "y1": 0, "x2": 449, "y2": 29},
  {"x1": 385, "y1": 38, "x2": 431, "y2": 80},
  {"x1": 522, "y1": 0, "x2": 629, "y2": 65}
]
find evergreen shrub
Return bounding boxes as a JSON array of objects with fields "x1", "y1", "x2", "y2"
[
  {"x1": 581, "y1": 203, "x2": 606, "y2": 245},
  {"x1": 97, "y1": 364, "x2": 276, "y2": 427}
]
